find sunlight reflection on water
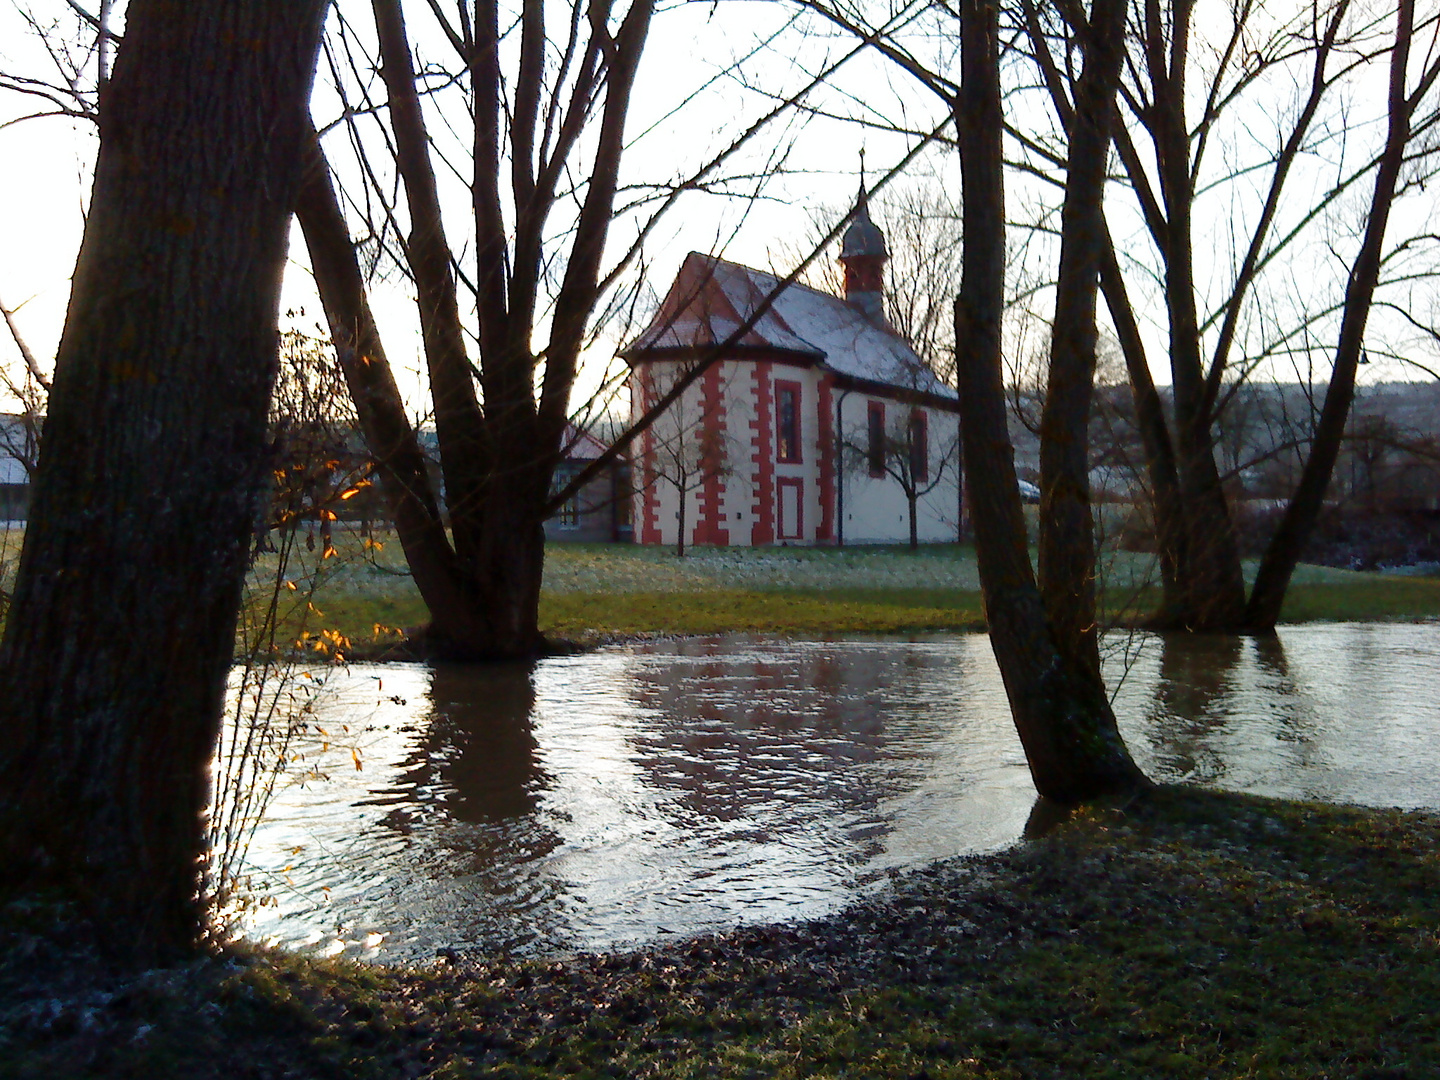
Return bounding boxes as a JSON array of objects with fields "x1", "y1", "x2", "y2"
[{"x1": 236, "y1": 623, "x2": 1440, "y2": 962}]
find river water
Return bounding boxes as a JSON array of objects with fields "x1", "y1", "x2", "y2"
[{"x1": 233, "y1": 622, "x2": 1440, "y2": 962}]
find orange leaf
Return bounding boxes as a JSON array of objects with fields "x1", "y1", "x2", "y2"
[{"x1": 338, "y1": 481, "x2": 372, "y2": 501}]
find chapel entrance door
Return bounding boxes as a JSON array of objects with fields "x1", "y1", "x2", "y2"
[{"x1": 777, "y1": 478, "x2": 803, "y2": 541}]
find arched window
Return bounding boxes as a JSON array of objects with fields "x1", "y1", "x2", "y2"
[
  {"x1": 908, "y1": 410, "x2": 928, "y2": 482},
  {"x1": 776, "y1": 382, "x2": 801, "y2": 462},
  {"x1": 867, "y1": 401, "x2": 885, "y2": 477}
]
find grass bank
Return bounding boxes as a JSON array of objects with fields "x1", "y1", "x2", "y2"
[
  {"x1": 6, "y1": 787, "x2": 1438, "y2": 1078},
  {"x1": 5, "y1": 526, "x2": 1439, "y2": 650},
  {"x1": 240, "y1": 534, "x2": 1440, "y2": 651}
]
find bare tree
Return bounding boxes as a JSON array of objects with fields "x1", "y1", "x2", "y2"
[
  {"x1": 288, "y1": 0, "x2": 658, "y2": 660},
  {"x1": 0, "y1": 0, "x2": 115, "y2": 124},
  {"x1": 1069, "y1": 0, "x2": 1440, "y2": 630},
  {"x1": 791, "y1": 0, "x2": 1149, "y2": 799},
  {"x1": 952, "y1": 0, "x2": 1148, "y2": 802},
  {"x1": 295, "y1": 0, "x2": 878, "y2": 659},
  {"x1": 1247, "y1": 0, "x2": 1440, "y2": 625},
  {"x1": 0, "y1": 295, "x2": 46, "y2": 504},
  {"x1": 0, "y1": 2, "x2": 105, "y2": 480}
]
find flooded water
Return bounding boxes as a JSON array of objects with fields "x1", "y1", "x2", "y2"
[{"x1": 235, "y1": 623, "x2": 1440, "y2": 962}]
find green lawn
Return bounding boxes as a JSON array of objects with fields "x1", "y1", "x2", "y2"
[
  {"x1": 234, "y1": 532, "x2": 1440, "y2": 653},
  {"x1": 8, "y1": 521, "x2": 1436, "y2": 650}
]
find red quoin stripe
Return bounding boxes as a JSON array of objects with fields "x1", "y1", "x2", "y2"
[
  {"x1": 816, "y1": 373, "x2": 835, "y2": 542},
  {"x1": 695, "y1": 363, "x2": 730, "y2": 546},
  {"x1": 636, "y1": 367, "x2": 663, "y2": 545},
  {"x1": 749, "y1": 361, "x2": 775, "y2": 545}
]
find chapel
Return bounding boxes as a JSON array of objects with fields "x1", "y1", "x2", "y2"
[{"x1": 623, "y1": 188, "x2": 963, "y2": 547}]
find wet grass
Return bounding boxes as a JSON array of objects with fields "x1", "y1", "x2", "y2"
[
  {"x1": 244, "y1": 534, "x2": 1440, "y2": 652},
  {"x1": 7, "y1": 788, "x2": 1439, "y2": 1077},
  {"x1": 540, "y1": 587, "x2": 990, "y2": 638},
  {"x1": 4, "y1": 522, "x2": 1431, "y2": 652},
  {"x1": 1261, "y1": 575, "x2": 1440, "y2": 622},
  {"x1": 5, "y1": 524, "x2": 1439, "y2": 650}
]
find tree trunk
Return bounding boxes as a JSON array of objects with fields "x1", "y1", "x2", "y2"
[
  {"x1": 1142, "y1": 0, "x2": 1249, "y2": 630},
  {"x1": 297, "y1": 140, "x2": 551, "y2": 658},
  {"x1": 956, "y1": 437, "x2": 967, "y2": 541},
  {"x1": 295, "y1": 142, "x2": 493, "y2": 649},
  {"x1": 292, "y1": 0, "x2": 652, "y2": 661},
  {"x1": 469, "y1": 470, "x2": 550, "y2": 655},
  {"x1": 1037, "y1": 0, "x2": 1128, "y2": 675},
  {"x1": 0, "y1": 0, "x2": 326, "y2": 968},
  {"x1": 677, "y1": 479, "x2": 688, "y2": 557},
  {"x1": 1098, "y1": 231, "x2": 1188, "y2": 613},
  {"x1": 371, "y1": 0, "x2": 540, "y2": 660},
  {"x1": 955, "y1": 0, "x2": 1148, "y2": 805},
  {"x1": 1246, "y1": 0, "x2": 1425, "y2": 628}
]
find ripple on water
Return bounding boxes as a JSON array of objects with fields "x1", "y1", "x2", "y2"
[{"x1": 233, "y1": 624, "x2": 1440, "y2": 961}]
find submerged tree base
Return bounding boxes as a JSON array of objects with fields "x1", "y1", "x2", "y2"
[{"x1": 6, "y1": 786, "x2": 1439, "y2": 1078}]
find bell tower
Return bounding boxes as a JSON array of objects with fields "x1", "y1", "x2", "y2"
[{"x1": 839, "y1": 161, "x2": 888, "y2": 324}]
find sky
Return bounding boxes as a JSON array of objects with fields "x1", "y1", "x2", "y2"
[
  {"x1": 1, "y1": 0, "x2": 1437, "y2": 419},
  {"x1": 0, "y1": 67, "x2": 91, "y2": 393}
]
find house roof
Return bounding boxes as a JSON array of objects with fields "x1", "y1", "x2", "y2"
[
  {"x1": 623, "y1": 252, "x2": 955, "y2": 401},
  {"x1": 561, "y1": 422, "x2": 609, "y2": 460}
]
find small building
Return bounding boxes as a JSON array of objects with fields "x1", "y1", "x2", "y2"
[
  {"x1": 0, "y1": 413, "x2": 37, "y2": 523},
  {"x1": 544, "y1": 424, "x2": 634, "y2": 542},
  {"x1": 623, "y1": 188, "x2": 962, "y2": 548}
]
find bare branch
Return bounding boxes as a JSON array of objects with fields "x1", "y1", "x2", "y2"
[{"x1": 0, "y1": 295, "x2": 51, "y2": 394}]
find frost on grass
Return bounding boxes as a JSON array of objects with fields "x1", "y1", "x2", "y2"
[{"x1": 542, "y1": 545, "x2": 988, "y2": 594}]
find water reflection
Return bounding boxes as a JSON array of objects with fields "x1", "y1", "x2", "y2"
[
  {"x1": 1112, "y1": 623, "x2": 1440, "y2": 807},
  {"x1": 241, "y1": 624, "x2": 1440, "y2": 963},
  {"x1": 370, "y1": 663, "x2": 548, "y2": 827},
  {"x1": 623, "y1": 641, "x2": 944, "y2": 866},
  {"x1": 1140, "y1": 633, "x2": 1246, "y2": 782},
  {"x1": 1130, "y1": 632, "x2": 1333, "y2": 789},
  {"x1": 1249, "y1": 634, "x2": 1328, "y2": 772}
]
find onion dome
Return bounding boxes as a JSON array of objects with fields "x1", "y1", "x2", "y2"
[{"x1": 841, "y1": 182, "x2": 888, "y2": 259}]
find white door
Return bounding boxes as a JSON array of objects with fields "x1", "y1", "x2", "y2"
[{"x1": 777, "y1": 478, "x2": 803, "y2": 540}]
